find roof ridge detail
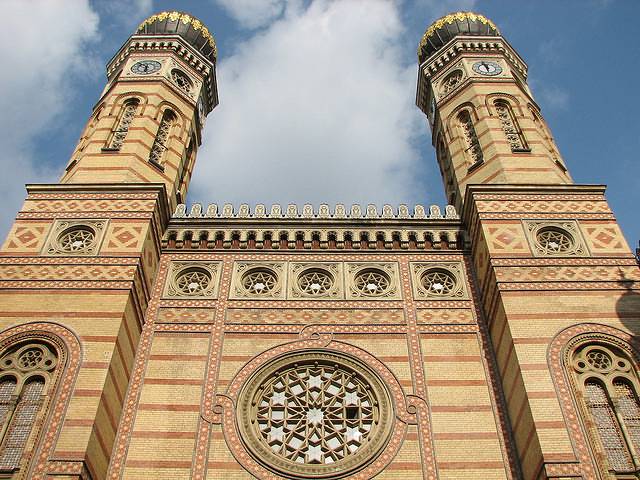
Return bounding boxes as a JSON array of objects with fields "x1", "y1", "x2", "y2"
[{"x1": 172, "y1": 203, "x2": 459, "y2": 220}]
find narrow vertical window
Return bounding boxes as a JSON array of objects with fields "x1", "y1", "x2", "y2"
[
  {"x1": 457, "y1": 110, "x2": 483, "y2": 166},
  {"x1": 572, "y1": 343, "x2": 640, "y2": 475},
  {"x1": 149, "y1": 110, "x2": 175, "y2": 166},
  {"x1": 0, "y1": 343, "x2": 58, "y2": 472},
  {"x1": 109, "y1": 99, "x2": 139, "y2": 149},
  {"x1": 494, "y1": 100, "x2": 527, "y2": 151}
]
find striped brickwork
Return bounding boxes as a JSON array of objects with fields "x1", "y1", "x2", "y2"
[
  {"x1": 465, "y1": 184, "x2": 640, "y2": 479},
  {"x1": 107, "y1": 251, "x2": 519, "y2": 479},
  {"x1": 0, "y1": 184, "x2": 168, "y2": 479}
]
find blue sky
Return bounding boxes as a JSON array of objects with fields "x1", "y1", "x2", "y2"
[{"x1": 2, "y1": 0, "x2": 639, "y2": 250}]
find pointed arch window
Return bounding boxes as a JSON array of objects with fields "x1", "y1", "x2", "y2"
[
  {"x1": 108, "y1": 99, "x2": 139, "y2": 149},
  {"x1": 457, "y1": 110, "x2": 483, "y2": 167},
  {"x1": 494, "y1": 100, "x2": 528, "y2": 152},
  {"x1": 572, "y1": 343, "x2": 640, "y2": 475},
  {"x1": 149, "y1": 110, "x2": 176, "y2": 167},
  {"x1": 0, "y1": 343, "x2": 58, "y2": 472}
]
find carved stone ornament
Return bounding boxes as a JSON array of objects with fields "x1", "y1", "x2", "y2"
[
  {"x1": 346, "y1": 263, "x2": 401, "y2": 300},
  {"x1": 523, "y1": 220, "x2": 588, "y2": 257},
  {"x1": 235, "y1": 350, "x2": 394, "y2": 479},
  {"x1": 230, "y1": 262, "x2": 286, "y2": 299},
  {"x1": 289, "y1": 263, "x2": 343, "y2": 299},
  {"x1": 163, "y1": 261, "x2": 221, "y2": 298},
  {"x1": 43, "y1": 219, "x2": 108, "y2": 256},
  {"x1": 410, "y1": 262, "x2": 468, "y2": 300}
]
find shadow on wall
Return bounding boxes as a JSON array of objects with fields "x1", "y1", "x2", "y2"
[{"x1": 617, "y1": 268, "x2": 640, "y2": 344}]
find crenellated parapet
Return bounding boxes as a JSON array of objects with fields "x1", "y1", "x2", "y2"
[
  {"x1": 164, "y1": 203, "x2": 467, "y2": 251},
  {"x1": 172, "y1": 202, "x2": 459, "y2": 219}
]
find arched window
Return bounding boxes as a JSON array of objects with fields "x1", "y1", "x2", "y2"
[
  {"x1": 108, "y1": 99, "x2": 139, "y2": 149},
  {"x1": 494, "y1": 100, "x2": 527, "y2": 151},
  {"x1": 0, "y1": 343, "x2": 58, "y2": 472},
  {"x1": 457, "y1": 110, "x2": 483, "y2": 166},
  {"x1": 149, "y1": 110, "x2": 176, "y2": 166},
  {"x1": 572, "y1": 343, "x2": 640, "y2": 474}
]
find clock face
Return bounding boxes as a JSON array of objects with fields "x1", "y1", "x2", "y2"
[
  {"x1": 472, "y1": 60, "x2": 502, "y2": 76},
  {"x1": 131, "y1": 60, "x2": 162, "y2": 75}
]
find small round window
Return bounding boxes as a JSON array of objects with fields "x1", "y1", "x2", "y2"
[
  {"x1": 420, "y1": 268, "x2": 458, "y2": 296},
  {"x1": 535, "y1": 227, "x2": 574, "y2": 255},
  {"x1": 57, "y1": 226, "x2": 96, "y2": 253},
  {"x1": 242, "y1": 268, "x2": 278, "y2": 295},
  {"x1": 354, "y1": 269, "x2": 390, "y2": 296},
  {"x1": 298, "y1": 269, "x2": 334, "y2": 296},
  {"x1": 175, "y1": 267, "x2": 212, "y2": 296}
]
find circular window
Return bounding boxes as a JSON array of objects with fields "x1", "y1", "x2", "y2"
[
  {"x1": 298, "y1": 269, "x2": 334, "y2": 296},
  {"x1": 175, "y1": 267, "x2": 212, "y2": 296},
  {"x1": 354, "y1": 269, "x2": 390, "y2": 296},
  {"x1": 242, "y1": 268, "x2": 278, "y2": 295},
  {"x1": 536, "y1": 227, "x2": 574, "y2": 254},
  {"x1": 420, "y1": 268, "x2": 458, "y2": 296},
  {"x1": 586, "y1": 349, "x2": 612, "y2": 371},
  {"x1": 171, "y1": 69, "x2": 193, "y2": 94},
  {"x1": 17, "y1": 347, "x2": 44, "y2": 369},
  {"x1": 57, "y1": 226, "x2": 96, "y2": 253},
  {"x1": 237, "y1": 350, "x2": 393, "y2": 478}
]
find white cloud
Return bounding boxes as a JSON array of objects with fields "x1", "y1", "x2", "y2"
[
  {"x1": 214, "y1": 0, "x2": 299, "y2": 29},
  {"x1": 192, "y1": 0, "x2": 429, "y2": 212},
  {"x1": 0, "y1": 0, "x2": 100, "y2": 234}
]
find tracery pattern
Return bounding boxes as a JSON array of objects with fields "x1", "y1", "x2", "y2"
[
  {"x1": 457, "y1": 110, "x2": 483, "y2": 165},
  {"x1": 354, "y1": 269, "x2": 390, "y2": 296},
  {"x1": 535, "y1": 227, "x2": 574, "y2": 255},
  {"x1": 149, "y1": 111, "x2": 175, "y2": 166},
  {"x1": 298, "y1": 269, "x2": 334, "y2": 296},
  {"x1": 0, "y1": 343, "x2": 57, "y2": 471},
  {"x1": 494, "y1": 101, "x2": 526, "y2": 151},
  {"x1": 175, "y1": 268, "x2": 212, "y2": 296},
  {"x1": 572, "y1": 343, "x2": 640, "y2": 475},
  {"x1": 254, "y1": 362, "x2": 376, "y2": 465},
  {"x1": 440, "y1": 70, "x2": 463, "y2": 95},
  {"x1": 420, "y1": 269, "x2": 457, "y2": 296},
  {"x1": 171, "y1": 69, "x2": 193, "y2": 94},
  {"x1": 109, "y1": 100, "x2": 138, "y2": 149},
  {"x1": 242, "y1": 269, "x2": 277, "y2": 295},
  {"x1": 56, "y1": 227, "x2": 96, "y2": 254}
]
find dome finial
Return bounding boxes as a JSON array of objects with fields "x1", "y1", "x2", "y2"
[
  {"x1": 418, "y1": 12, "x2": 499, "y2": 62},
  {"x1": 137, "y1": 11, "x2": 217, "y2": 62}
]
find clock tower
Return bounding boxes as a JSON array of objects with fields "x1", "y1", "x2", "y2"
[{"x1": 416, "y1": 12, "x2": 570, "y2": 209}]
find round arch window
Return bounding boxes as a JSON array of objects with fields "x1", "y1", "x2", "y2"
[{"x1": 236, "y1": 350, "x2": 393, "y2": 478}]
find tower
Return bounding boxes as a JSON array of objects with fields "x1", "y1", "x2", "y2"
[
  {"x1": 0, "y1": 12, "x2": 217, "y2": 479},
  {"x1": 417, "y1": 12, "x2": 640, "y2": 480},
  {"x1": 416, "y1": 12, "x2": 570, "y2": 209}
]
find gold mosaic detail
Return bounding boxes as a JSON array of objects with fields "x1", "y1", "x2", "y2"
[
  {"x1": 418, "y1": 12, "x2": 499, "y2": 53},
  {"x1": 137, "y1": 11, "x2": 217, "y2": 56}
]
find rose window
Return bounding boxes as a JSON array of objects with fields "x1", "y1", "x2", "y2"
[
  {"x1": 420, "y1": 269, "x2": 457, "y2": 296},
  {"x1": 354, "y1": 269, "x2": 390, "y2": 296},
  {"x1": 536, "y1": 227, "x2": 573, "y2": 254},
  {"x1": 175, "y1": 268, "x2": 211, "y2": 295},
  {"x1": 237, "y1": 351, "x2": 393, "y2": 478},
  {"x1": 171, "y1": 69, "x2": 193, "y2": 94},
  {"x1": 298, "y1": 269, "x2": 334, "y2": 296},
  {"x1": 586, "y1": 349, "x2": 612, "y2": 371},
  {"x1": 242, "y1": 268, "x2": 277, "y2": 295},
  {"x1": 57, "y1": 226, "x2": 96, "y2": 253}
]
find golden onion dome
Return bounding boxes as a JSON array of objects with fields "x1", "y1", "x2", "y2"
[
  {"x1": 418, "y1": 12, "x2": 499, "y2": 63},
  {"x1": 137, "y1": 11, "x2": 217, "y2": 62}
]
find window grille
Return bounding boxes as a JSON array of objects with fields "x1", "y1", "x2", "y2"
[
  {"x1": 149, "y1": 111, "x2": 175, "y2": 166},
  {"x1": 457, "y1": 110, "x2": 483, "y2": 165},
  {"x1": 108, "y1": 100, "x2": 138, "y2": 149},
  {"x1": 494, "y1": 101, "x2": 527, "y2": 151}
]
